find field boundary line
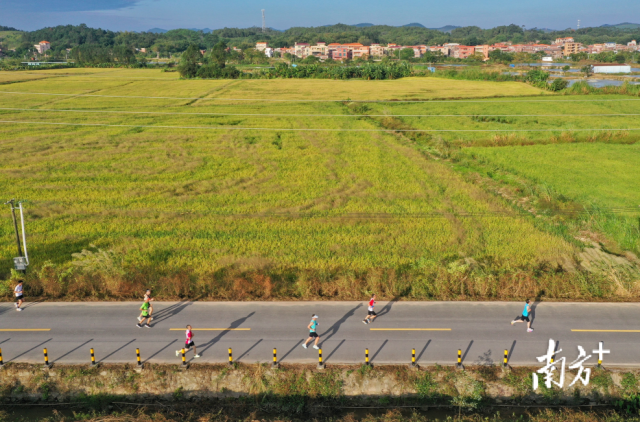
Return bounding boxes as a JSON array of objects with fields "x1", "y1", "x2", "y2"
[
  {"x1": 2, "y1": 120, "x2": 640, "y2": 133},
  {"x1": 2, "y1": 107, "x2": 640, "y2": 118},
  {"x1": 2, "y1": 91, "x2": 640, "y2": 103}
]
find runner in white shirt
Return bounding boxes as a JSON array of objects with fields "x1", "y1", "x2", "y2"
[
  {"x1": 14, "y1": 280, "x2": 24, "y2": 312},
  {"x1": 363, "y1": 294, "x2": 377, "y2": 324}
]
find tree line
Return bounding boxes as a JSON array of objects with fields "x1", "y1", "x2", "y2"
[{"x1": 4, "y1": 23, "x2": 640, "y2": 59}]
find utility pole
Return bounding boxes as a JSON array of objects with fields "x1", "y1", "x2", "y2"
[
  {"x1": 262, "y1": 9, "x2": 266, "y2": 33},
  {"x1": 577, "y1": 19, "x2": 580, "y2": 30},
  {"x1": 6, "y1": 199, "x2": 23, "y2": 257}
]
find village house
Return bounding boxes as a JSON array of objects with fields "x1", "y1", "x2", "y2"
[
  {"x1": 255, "y1": 42, "x2": 268, "y2": 51},
  {"x1": 34, "y1": 40, "x2": 51, "y2": 54},
  {"x1": 332, "y1": 45, "x2": 352, "y2": 60},
  {"x1": 369, "y1": 44, "x2": 387, "y2": 57}
]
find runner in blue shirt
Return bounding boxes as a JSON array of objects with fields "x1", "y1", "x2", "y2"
[
  {"x1": 511, "y1": 299, "x2": 533, "y2": 332},
  {"x1": 301, "y1": 314, "x2": 320, "y2": 350}
]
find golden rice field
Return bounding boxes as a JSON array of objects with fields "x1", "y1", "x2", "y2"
[{"x1": 0, "y1": 69, "x2": 636, "y2": 301}]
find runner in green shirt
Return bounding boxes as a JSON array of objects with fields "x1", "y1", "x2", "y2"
[{"x1": 137, "y1": 298, "x2": 152, "y2": 328}]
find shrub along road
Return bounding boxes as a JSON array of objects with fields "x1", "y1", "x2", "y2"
[{"x1": 0, "y1": 301, "x2": 636, "y2": 367}]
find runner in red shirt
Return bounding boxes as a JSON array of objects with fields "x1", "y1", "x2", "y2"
[
  {"x1": 176, "y1": 325, "x2": 200, "y2": 358},
  {"x1": 363, "y1": 294, "x2": 378, "y2": 324}
]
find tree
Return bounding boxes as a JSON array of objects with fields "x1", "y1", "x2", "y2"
[
  {"x1": 399, "y1": 48, "x2": 414, "y2": 61},
  {"x1": 178, "y1": 43, "x2": 201, "y2": 78},
  {"x1": 209, "y1": 41, "x2": 227, "y2": 67},
  {"x1": 581, "y1": 65, "x2": 592, "y2": 77}
]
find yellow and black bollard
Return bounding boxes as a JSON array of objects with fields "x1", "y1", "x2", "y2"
[
  {"x1": 365, "y1": 348, "x2": 370, "y2": 366},
  {"x1": 0, "y1": 347, "x2": 4, "y2": 367},
  {"x1": 90, "y1": 348, "x2": 96, "y2": 366},
  {"x1": 317, "y1": 347, "x2": 325, "y2": 370},
  {"x1": 503, "y1": 349, "x2": 509, "y2": 369},
  {"x1": 272, "y1": 348, "x2": 278, "y2": 368},
  {"x1": 136, "y1": 348, "x2": 142, "y2": 367},
  {"x1": 228, "y1": 348, "x2": 233, "y2": 367},
  {"x1": 43, "y1": 348, "x2": 50, "y2": 368},
  {"x1": 456, "y1": 349, "x2": 463, "y2": 370},
  {"x1": 411, "y1": 348, "x2": 416, "y2": 368},
  {"x1": 181, "y1": 348, "x2": 187, "y2": 366}
]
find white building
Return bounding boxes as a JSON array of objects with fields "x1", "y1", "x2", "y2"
[
  {"x1": 542, "y1": 56, "x2": 553, "y2": 62},
  {"x1": 34, "y1": 41, "x2": 51, "y2": 54},
  {"x1": 264, "y1": 47, "x2": 274, "y2": 58},
  {"x1": 592, "y1": 63, "x2": 631, "y2": 74}
]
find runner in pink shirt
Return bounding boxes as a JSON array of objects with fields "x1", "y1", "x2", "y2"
[{"x1": 176, "y1": 325, "x2": 200, "y2": 358}]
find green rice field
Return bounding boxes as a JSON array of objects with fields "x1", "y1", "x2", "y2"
[{"x1": 0, "y1": 68, "x2": 638, "y2": 301}]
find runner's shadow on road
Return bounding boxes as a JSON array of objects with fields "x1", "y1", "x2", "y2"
[
  {"x1": 237, "y1": 339, "x2": 263, "y2": 361},
  {"x1": 150, "y1": 301, "x2": 192, "y2": 324},
  {"x1": 320, "y1": 304, "x2": 362, "y2": 342},
  {"x1": 280, "y1": 339, "x2": 304, "y2": 362},
  {"x1": 530, "y1": 300, "x2": 541, "y2": 328},
  {"x1": 376, "y1": 296, "x2": 400, "y2": 317},
  {"x1": 198, "y1": 312, "x2": 255, "y2": 356},
  {"x1": 145, "y1": 339, "x2": 178, "y2": 363}
]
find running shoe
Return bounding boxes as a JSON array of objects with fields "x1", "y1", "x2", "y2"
[
  {"x1": 144, "y1": 324, "x2": 151, "y2": 328},
  {"x1": 527, "y1": 328, "x2": 534, "y2": 333},
  {"x1": 194, "y1": 355, "x2": 200, "y2": 358},
  {"x1": 511, "y1": 321, "x2": 515, "y2": 325},
  {"x1": 313, "y1": 345, "x2": 319, "y2": 350},
  {"x1": 137, "y1": 323, "x2": 142, "y2": 328},
  {"x1": 302, "y1": 343, "x2": 308, "y2": 349},
  {"x1": 16, "y1": 308, "x2": 22, "y2": 312},
  {"x1": 137, "y1": 316, "x2": 143, "y2": 322},
  {"x1": 362, "y1": 320, "x2": 367, "y2": 324},
  {"x1": 176, "y1": 350, "x2": 180, "y2": 357}
]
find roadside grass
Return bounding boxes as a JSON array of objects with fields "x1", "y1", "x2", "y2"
[{"x1": 0, "y1": 69, "x2": 636, "y2": 301}]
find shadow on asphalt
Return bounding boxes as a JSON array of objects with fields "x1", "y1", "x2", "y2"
[
  {"x1": 325, "y1": 339, "x2": 346, "y2": 362},
  {"x1": 8, "y1": 338, "x2": 52, "y2": 362},
  {"x1": 146, "y1": 339, "x2": 178, "y2": 363},
  {"x1": 280, "y1": 339, "x2": 304, "y2": 362},
  {"x1": 99, "y1": 339, "x2": 136, "y2": 363},
  {"x1": 237, "y1": 339, "x2": 263, "y2": 361},
  {"x1": 53, "y1": 339, "x2": 93, "y2": 363},
  {"x1": 461, "y1": 340, "x2": 474, "y2": 364},
  {"x1": 371, "y1": 339, "x2": 388, "y2": 363},
  {"x1": 417, "y1": 339, "x2": 431, "y2": 362},
  {"x1": 150, "y1": 301, "x2": 193, "y2": 324},
  {"x1": 376, "y1": 296, "x2": 400, "y2": 317},
  {"x1": 320, "y1": 304, "x2": 362, "y2": 342},
  {"x1": 198, "y1": 312, "x2": 255, "y2": 355},
  {"x1": 509, "y1": 340, "x2": 517, "y2": 364}
]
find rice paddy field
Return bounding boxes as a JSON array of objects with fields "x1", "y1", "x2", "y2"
[{"x1": 0, "y1": 68, "x2": 638, "y2": 301}]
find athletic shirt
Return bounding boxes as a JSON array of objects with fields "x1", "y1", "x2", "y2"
[
  {"x1": 185, "y1": 329, "x2": 193, "y2": 344},
  {"x1": 141, "y1": 301, "x2": 150, "y2": 312},
  {"x1": 309, "y1": 319, "x2": 318, "y2": 333},
  {"x1": 368, "y1": 298, "x2": 375, "y2": 312},
  {"x1": 14, "y1": 284, "x2": 23, "y2": 297},
  {"x1": 522, "y1": 303, "x2": 529, "y2": 317}
]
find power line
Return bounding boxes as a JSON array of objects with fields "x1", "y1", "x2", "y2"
[
  {"x1": 2, "y1": 90, "x2": 640, "y2": 103},
  {"x1": 2, "y1": 107, "x2": 640, "y2": 118},
  {"x1": 2, "y1": 120, "x2": 640, "y2": 132}
]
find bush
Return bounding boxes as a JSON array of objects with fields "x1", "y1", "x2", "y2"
[{"x1": 549, "y1": 78, "x2": 569, "y2": 91}]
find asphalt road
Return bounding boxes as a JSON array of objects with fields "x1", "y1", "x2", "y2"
[{"x1": 0, "y1": 301, "x2": 637, "y2": 367}]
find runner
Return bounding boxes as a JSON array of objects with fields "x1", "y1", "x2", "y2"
[
  {"x1": 138, "y1": 289, "x2": 154, "y2": 322},
  {"x1": 14, "y1": 280, "x2": 24, "y2": 312},
  {"x1": 301, "y1": 314, "x2": 320, "y2": 350},
  {"x1": 511, "y1": 299, "x2": 534, "y2": 332},
  {"x1": 176, "y1": 325, "x2": 200, "y2": 358},
  {"x1": 363, "y1": 294, "x2": 377, "y2": 324},
  {"x1": 136, "y1": 297, "x2": 152, "y2": 328}
]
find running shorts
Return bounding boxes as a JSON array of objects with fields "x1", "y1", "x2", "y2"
[
  {"x1": 15, "y1": 295, "x2": 23, "y2": 300},
  {"x1": 515, "y1": 315, "x2": 530, "y2": 322},
  {"x1": 309, "y1": 332, "x2": 318, "y2": 338},
  {"x1": 368, "y1": 310, "x2": 377, "y2": 316}
]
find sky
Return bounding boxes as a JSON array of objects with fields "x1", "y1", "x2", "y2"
[{"x1": 2, "y1": 0, "x2": 639, "y2": 32}]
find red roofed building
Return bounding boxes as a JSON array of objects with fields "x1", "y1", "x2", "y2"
[{"x1": 34, "y1": 40, "x2": 51, "y2": 54}]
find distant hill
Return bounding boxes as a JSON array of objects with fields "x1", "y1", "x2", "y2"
[
  {"x1": 147, "y1": 27, "x2": 213, "y2": 33},
  {"x1": 352, "y1": 23, "x2": 374, "y2": 27},
  {"x1": 430, "y1": 25, "x2": 460, "y2": 33},
  {"x1": 403, "y1": 23, "x2": 426, "y2": 28},
  {"x1": 600, "y1": 22, "x2": 640, "y2": 29}
]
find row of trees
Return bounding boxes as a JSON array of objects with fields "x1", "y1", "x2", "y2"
[{"x1": 6, "y1": 23, "x2": 640, "y2": 59}]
